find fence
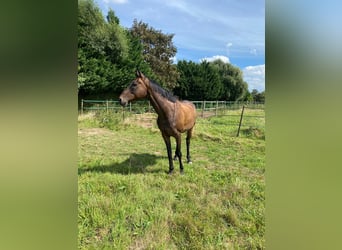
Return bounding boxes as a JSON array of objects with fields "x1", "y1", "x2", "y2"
[
  {"x1": 80, "y1": 99, "x2": 263, "y2": 114},
  {"x1": 80, "y1": 99, "x2": 154, "y2": 114},
  {"x1": 80, "y1": 99, "x2": 265, "y2": 137}
]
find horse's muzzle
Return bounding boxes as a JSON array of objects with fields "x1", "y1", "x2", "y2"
[{"x1": 119, "y1": 98, "x2": 128, "y2": 107}]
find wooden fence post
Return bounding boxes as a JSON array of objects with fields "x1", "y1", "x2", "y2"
[
  {"x1": 237, "y1": 105, "x2": 245, "y2": 137},
  {"x1": 106, "y1": 100, "x2": 109, "y2": 114}
]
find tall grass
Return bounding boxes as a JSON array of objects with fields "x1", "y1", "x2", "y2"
[{"x1": 78, "y1": 112, "x2": 265, "y2": 249}]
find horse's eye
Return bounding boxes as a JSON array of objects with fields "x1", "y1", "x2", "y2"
[{"x1": 130, "y1": 83, "x2": 137, "y2": 92}]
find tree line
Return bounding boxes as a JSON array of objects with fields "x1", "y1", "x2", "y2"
[{"x1": 78, "y1": 0, "x2": 265, "y2": 102}]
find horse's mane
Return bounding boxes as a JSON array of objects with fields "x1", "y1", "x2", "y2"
[{"x1": 150, "y1": 80, "x2": 178, "y2": 103}]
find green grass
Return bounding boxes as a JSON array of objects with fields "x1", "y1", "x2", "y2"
[{"x1": 78, "y1": 111, "x2": 265, "y2": 249}]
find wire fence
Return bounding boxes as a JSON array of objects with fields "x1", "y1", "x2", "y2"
[
  {"x1": 80, "y1": 99, "x2": 265, "y2": 137},
  {"x1": 80, "y1": 99, "x2": 264, "y2": 114}
]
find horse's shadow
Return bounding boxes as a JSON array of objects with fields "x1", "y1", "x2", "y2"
[{"x1": 78, "y1": 153, "x2": 166, "y2": 175}]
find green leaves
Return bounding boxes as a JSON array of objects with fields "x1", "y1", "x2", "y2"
[
  {"x1": 130, "y1": 20, "x2": 179, "y2": 90},
  {"x1": 78, "y1": 1, "x2": 147, "y2": 95},
  {"x1": 174, "y1": 59, "x2": 248, "y2": 101}
]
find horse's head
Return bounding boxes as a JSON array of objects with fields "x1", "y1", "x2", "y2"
[{"x1": 119, "y1": 71, "x2": 149, "y2": 106}]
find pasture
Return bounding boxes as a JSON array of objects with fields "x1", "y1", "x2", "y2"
[{"x1": 78, "y1": 110, "x2": 265, "y2": 249}]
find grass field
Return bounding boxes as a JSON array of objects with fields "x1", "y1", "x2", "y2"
[{"x1": 78, "y1": 110, "x2": 265, "y2": 249}]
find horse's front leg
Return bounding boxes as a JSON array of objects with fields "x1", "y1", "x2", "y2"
[{"x1": 162, "y1": 134, "x2": 174, "y2": 174}]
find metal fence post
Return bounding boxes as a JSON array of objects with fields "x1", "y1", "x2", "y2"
[
  {"x1": 215, "y1": 100, "x2": 219, "y2": 116},
  {"x1": 237, "y1": 105, "x2": 245, "y2": 137},
  {"x1": 81, "y1": 99, "x2": 84, "y2": 115}
]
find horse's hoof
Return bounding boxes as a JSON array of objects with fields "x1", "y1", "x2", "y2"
[
  {"x1": 168, "y1": 170, "x2": 174, "y2": 175},
  {"x1": 180, "y1": 170, "x2": 184, "y2": 175},
  {"x1": 188, "y1": 161, "x2": 193, "y2": 164}
]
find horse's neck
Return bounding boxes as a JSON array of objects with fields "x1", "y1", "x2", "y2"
[{"x1": 147, "y1": 89, "x2": 175, "y2": 119}]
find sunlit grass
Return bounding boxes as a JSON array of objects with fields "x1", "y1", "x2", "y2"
[{"x1": 78, "y1": 112, "x2": 265, "y2": 249}]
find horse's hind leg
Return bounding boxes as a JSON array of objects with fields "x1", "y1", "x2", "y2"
[
  {"x1": 173, "y1": 138, "x2": 179, "y2": 161},
  {"x1": 173, "y1": 151, "x2": 178, "y2": 161},
  {"x1": 175, "y1": 135, "x2": 184, "y2": 174},
  {"x1": 186, "y1": 128, "x2": 193, "y2": 164}
]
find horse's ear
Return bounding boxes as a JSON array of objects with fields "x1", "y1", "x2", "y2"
[{"x1": 136, "y1": 70, "x2": 144, "y2": 78}]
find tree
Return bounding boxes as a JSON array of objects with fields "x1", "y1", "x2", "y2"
[
  {"x1": 198, "y1": 61, "x2": 223, "y2": 100},
  {"x1": 258, "y1": 91, "x2": 265, "y2": 102},
  {"x1": 78, "y1": 1, "x2": 153, "y2": 95},
  {"x1": 243, "y1": 90, "x2": 254, "y2": 102},
  {"x1": 174, "y1": 60, "x2": 223, "y2": 100},
  {"x1": 211, "y1": 59, "x2": 248, "y2": 101},
  {"x1": 251, "y1": 89, "x2": 265, "y2": 102},
  {"x1": 175, "y1": 59, "x2": 249, "y2": 101},
  {"x1": 104, "y1": 9, "x2": 129, "y2": 64},
  {"x1": 78, "y1": 0, "x2": 107, "y2": 58},
  {"x1": 106, "y1": 9, "x2": 119, "y2": 25},
  {"x1": 130, "y1": 20, "x2": 179, "y2": 90}
]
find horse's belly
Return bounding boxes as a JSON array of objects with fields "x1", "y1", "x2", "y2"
[
  {"x1": 157, "y1": 119, "x2": 179, "y2": 136},
  {"x1": 175, "y1": 116, "x2": 195, "y2": 133}
]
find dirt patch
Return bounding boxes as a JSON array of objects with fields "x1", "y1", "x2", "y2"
[
  {"x1": 124, "y1": 113, "x2": 157, "y2": 129},
  {"x1": 78, "y1": 112, "x2": 95, "y2": 121}
]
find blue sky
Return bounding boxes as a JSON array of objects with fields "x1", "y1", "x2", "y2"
[{"x1": 96, "y1": 0, "x2": 265, "y2": 91}]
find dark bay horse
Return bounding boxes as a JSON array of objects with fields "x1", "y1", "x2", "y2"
[{"x1": 119, "y1": 71, "x2": 196, "y2": 174}]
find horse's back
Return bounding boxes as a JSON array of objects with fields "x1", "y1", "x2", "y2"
[{"x1": 180, "y1": 100, "x2": 196, "y2": 112}]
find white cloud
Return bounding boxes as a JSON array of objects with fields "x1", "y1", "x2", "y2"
[
  {"x1": 200, "y1": 55, "x2": 230, "y2": 64},
  {"x1": 249, "y1": 48, "x2": 257, "y2": 56},
  {"x1": 171, "y1": 56, "x2": 177, "y2": 64},
  {"x1": 242, "y1": 64, "x2": 265, "y2": 92},
  {"x1": 226, "y1": 42, "x2": 233, "y2": 55}
]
